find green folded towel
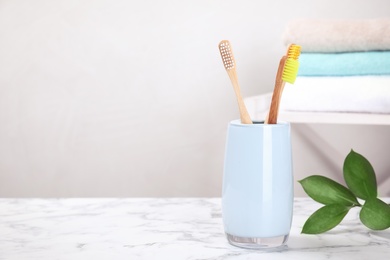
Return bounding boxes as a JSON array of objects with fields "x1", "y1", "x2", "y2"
[{"x1": 298, "y1": 51, "x2": 390, "y2": 76}]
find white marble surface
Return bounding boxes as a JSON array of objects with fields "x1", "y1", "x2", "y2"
[{"x1": 0, "y1": 198, "x2": 389, "y2": 260}]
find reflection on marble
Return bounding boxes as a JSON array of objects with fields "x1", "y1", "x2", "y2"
[{"x1": 0, "y1": 198, "x2": 389, "y2": 259}]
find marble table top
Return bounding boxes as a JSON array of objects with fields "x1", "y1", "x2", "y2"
[{"x1": 0, "y1": 198, "x2": 389, "y2": 260}]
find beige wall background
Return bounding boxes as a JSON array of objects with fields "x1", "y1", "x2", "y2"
[{"x1": 0, "y1": 0, "x2": 389, "y2": 197}]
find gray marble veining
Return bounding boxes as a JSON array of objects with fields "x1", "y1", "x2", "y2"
[{"x1": 0, "y1": 198, "x2": 389, "y2": 259}]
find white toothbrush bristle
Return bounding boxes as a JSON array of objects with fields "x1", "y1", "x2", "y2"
[{"x1": 219, "y1": 40, "x2": 235, "y2": 70}]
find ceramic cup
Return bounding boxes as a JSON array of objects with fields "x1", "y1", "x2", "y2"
[{"x1": 222, "y1": 120, "x2": 293, "y2": 249}]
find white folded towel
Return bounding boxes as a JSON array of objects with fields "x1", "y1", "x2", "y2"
[{"x1": 280, "y1": 76, "x2": 390, "y2": 114}]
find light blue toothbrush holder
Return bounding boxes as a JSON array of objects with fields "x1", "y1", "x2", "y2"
[{"x1": 222, "y1": 120, "x2": 294, "y2": 249}]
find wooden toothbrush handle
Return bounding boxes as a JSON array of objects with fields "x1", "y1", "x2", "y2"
[
  {"x1": 227, "y1": 69, "x2": 253, "y2": 124},
  {"x1": 266, "y1": 56, "x2": 287, "y2": 124}
]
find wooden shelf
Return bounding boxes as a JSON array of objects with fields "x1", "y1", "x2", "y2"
[{"x1": 245, "y1": 93, "x2": 390, "y2": 125}]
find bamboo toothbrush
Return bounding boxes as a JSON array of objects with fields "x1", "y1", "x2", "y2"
[
  {"x1": 266, "y1": 44, "x2": 301, "y2": 124},
  {"x1": 218, "y1": 40, "x2": 252, "y2": 124}
]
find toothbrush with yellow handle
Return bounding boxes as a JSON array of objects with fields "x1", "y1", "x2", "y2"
[
  {"x1": 266, "y1": 44, "x2": 301, "y2": 124},
  {"x1": 218, "y1": 40, "x2": 252, "y2": 124}
]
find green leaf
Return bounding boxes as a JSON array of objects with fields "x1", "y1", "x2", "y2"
[
  {"x1": 302, "y1": 204, "x2": 350, "y2": 234},
  {"x1": 299, "y1": 175, "x2": 360, "y2": 206},
  {"x1": 360, "y1": 198, "x2": 390, "y2": 230},
  {"x1": 343, "y1": 150, "x2": 377, "y2": 200}
]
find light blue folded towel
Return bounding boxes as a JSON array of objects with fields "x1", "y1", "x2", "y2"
[{"x1": 298, "y1": 51, "x2": 390, "y2": 76}]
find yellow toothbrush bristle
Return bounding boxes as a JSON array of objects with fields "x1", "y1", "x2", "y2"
[
  {"x1": 282, "y1": 58, "x2": 299, "y2": 84},
  {"x1": 287, "y1": 44, "x2": 301, "y2": 60}
]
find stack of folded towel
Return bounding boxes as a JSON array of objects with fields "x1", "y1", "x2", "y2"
[{"x1": 280, "y1": 18, "x2": 390, "y2": 114}]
